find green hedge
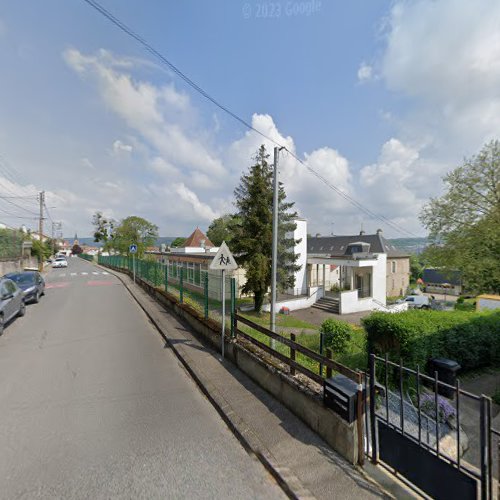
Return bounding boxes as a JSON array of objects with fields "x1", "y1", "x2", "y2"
[{"x1": 363, "y1": 309, "x2": 500, "y2": 371}]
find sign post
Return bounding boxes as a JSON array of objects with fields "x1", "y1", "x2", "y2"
[
  {"x1": 209, "y1": 241, "x2": 238, "y2": 359},
  {"x1": 129, "y1": 244, "x2": 138, "y2": 283}
]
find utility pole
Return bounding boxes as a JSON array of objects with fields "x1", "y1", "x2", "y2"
[
  {"x1": 270, "y1": 147, "x2": 280, "y2": 347},
  {"x1": 38, "y1": 191, "x2": 45, "y2": 271}
]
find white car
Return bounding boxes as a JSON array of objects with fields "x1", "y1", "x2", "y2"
[
  {"x1": 400, "y1": 295, "x2": 431, "y2": 309},
  {"x1": 52, "y1": 257, "x2": 68, "y2": 268}
]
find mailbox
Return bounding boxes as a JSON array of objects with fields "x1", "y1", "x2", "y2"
[{"x1": 324, "y1": 374, "x2": 362, "y2": 423}]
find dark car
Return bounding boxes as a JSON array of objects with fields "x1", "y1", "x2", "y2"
[
  {"x1": 0, "y1": 278, "x2": 25, "y2": 334},
  {"x1": 4, "y1": 271, "x2": 45, "y2": 304}
]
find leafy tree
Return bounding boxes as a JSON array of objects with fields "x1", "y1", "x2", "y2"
[
  {"x1": 30, "y1": 239, "x2": 51, "y2": 261},
  {"x1": 71, "y1": 244, "x2": 83, "y2": 255},
  {"x1": 420, "y1": 140, "x2": 500, "y2": 294},
  {"x1": 206, "y1": 214, "x2": 240, "y2": 246},
  {"x1": 232, "y1": 145, "x2": 301, "y2": 312},
  {"x1": 111, "y1": 216, "x2": 159, "y2": 257},
  {"x1": 170, "y1": 237, "x2": 186, "y2": 248},
  {"x1": 92, "y1": 211, "x2": 115, "y2": 249}
]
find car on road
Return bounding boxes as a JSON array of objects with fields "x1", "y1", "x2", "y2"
[
  {"x1": 399, "y1": 295, "x2": 431, "y2": 309},
  {"x1": 4, "y1": 271, "x2": 45, "y2": 304},
  {"x1": 0, "y1": 277, "x2": 25, "y2": 335},
  {"x1": 52, "y1": 257, "x2": 68, "y2": 268}
]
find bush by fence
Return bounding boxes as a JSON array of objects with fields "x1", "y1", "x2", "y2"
[
  {"x1": 363, "y1": 309, "x2": 500, "y2": 371},
  {"x1": 0, "y1": 228, "x2": 23, "y2": 259}
]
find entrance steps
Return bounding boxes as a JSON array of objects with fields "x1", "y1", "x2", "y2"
[{"x1": 312, "y1": 296, "x2": 340, "y2": 314}]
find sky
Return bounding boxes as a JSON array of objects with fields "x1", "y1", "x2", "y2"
[{"x1": 0, "y1": 0, "x2": 499, "y2": 239}]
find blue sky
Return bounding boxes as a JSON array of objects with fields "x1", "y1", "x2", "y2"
[{"x1": 1, "y1": 0, "x2": 499, "y2": 238}]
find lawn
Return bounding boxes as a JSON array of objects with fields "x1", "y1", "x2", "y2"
[{"x1": 240, "y1": 310, "x2": 318, "y2": 330}]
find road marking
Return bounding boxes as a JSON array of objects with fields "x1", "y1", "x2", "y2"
[
  {"x1": 102, "y1": 271, "x2": 109, "y2": 275},
  {"x1": 92, "y1": 272, "x2": 99, "y2": 275},
  {"x1": 46, "y1": 282, "x2": 70, "y2": 289},
  {"x1": 86, "y1": 280, "x2": 115, "y2": 287},
  {"x1": 70, "y1": 273, "x2": 77, "y2": 276},
  {"x1": 81, "y1": 272, "x2": 88, "y2": 275},
  {"x1": 60, "y1": 273, "x2": 66, "y2": 277}
]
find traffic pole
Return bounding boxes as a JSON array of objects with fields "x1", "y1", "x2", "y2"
[
  {"x1": 133, "y1": 253, "x2": 136, "y2": 283},
  {"x1": 221, "y1": 269, "x2": 225, "y2": 359}
]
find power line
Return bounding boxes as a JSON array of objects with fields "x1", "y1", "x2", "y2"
[
  {"x1": 0, "y1": 197, "x2": 39, "y2": 216},
  {"x1": 81, "y1": 0, "x2": 418, "y2": 238}
]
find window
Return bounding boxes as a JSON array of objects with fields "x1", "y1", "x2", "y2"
[
  {"x1": 405, "y1": 297, "x2": 414, "y2": 302},
  {"x1": 391, "y1": 261, "x2": 396, "y2": 273}
]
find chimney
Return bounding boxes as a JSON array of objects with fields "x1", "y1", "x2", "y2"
[
  {"x1": 376, "y1": 228, "x2": 383, "y2": 235},
  {"x1": 359, "y1": 230, "x2": 365, "y2": 236}
]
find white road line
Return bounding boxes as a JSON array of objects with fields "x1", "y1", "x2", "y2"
[
  {"x1": 102, "y1": 271, "x2": 109, "y2": 275},
  {"x1": 70, "y1": 273, "x2": 77, "y2": 276},
  {"x1": 60, "y1": 273, "x2": 66, "y2": 277},
  {"x1": 81, "y1": 272, "x2": 88, "y2": 276},
  {"x1": 92, "y1": 272, "x2": 99, "y2": 275}
]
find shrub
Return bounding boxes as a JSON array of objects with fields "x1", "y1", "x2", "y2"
[
  {"x1": 320, "y1": 319, "x2": 353, "y2": 354},
  {"x1": 362, "y1": 309, "x2": 500, "y2": 371}
]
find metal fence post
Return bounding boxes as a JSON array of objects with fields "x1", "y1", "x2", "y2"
[
  {"x1": 230, "y1": 277, "x2": 236, "y2": 338},
  {"x1": 357, "y1": 371, "x2": 365, "y2": 466},
  {"x1": 164, "y1": 264, "x2": 168, "y2": 293},
  {"x1": 180, "y1": 267, "x2": 184, "y2": 303},
  {"x1": 480, "y1": 395, "x2": 488, "y2": 500},
  {"x1": 369, "y1": 353, "x2": 378, "y2": 464},
  {"x1": 204, "y1": 272, "x2": 209, "y2": 320}
]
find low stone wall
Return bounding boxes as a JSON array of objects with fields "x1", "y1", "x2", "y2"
[
  {"x1": 0, "y1": 257, "x2": 38, "y2": 276},
  {"x1": 106, "y1": 264, "x2": 360, "y2": 464}
]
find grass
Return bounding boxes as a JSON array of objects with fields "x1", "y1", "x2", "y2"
[{"x1": 240, "y1": 310, "x2": 317, "y2": 330}]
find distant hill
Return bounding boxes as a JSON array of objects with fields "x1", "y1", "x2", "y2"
[{"x1": 388, "y1": 237, "x2": 428, "y2": 255}]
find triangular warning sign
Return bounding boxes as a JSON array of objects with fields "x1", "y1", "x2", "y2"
[{"x1": 209, "y1": 241, "x2": 238, "y2": 271}]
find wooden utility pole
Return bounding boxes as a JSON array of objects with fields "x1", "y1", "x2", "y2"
[{"x1": 38, "y1": 191, "x2": 45, "y2": 271}]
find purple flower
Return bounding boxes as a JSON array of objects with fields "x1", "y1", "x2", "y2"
[{"x1": 420, "y1": 393, "x2": 456, "y2": 422}]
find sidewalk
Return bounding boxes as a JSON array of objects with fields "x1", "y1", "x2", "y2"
[{"x1": 108, "y1": 268, "x2": 391, "y2": 499}]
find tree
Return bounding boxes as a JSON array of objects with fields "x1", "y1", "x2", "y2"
[
  {"x1": 232, "y1": 145, "x2": 301, "y2": 312},
  {"x1": 206, "y1": 214, "x2": 239, "y2": 246},
  {"x1": 71, "y1": 244, "x2": 83, "y2": 255},
  {"x1": 170, "y1": 237, "x2": 186, "y2": 248},
  {"x1": 420, "y1": 140, "x2": 500, "y2": 293},
  {"x1": 92, "y1": 211, "x2": 115, "y2": 249},
  {"x1": 111, "y1": 216, "x2": 159, "y2": 257}
]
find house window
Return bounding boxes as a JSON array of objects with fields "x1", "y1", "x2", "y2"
[{"x1": 391, "y1": 261, "x2": 396, "y2": 273}]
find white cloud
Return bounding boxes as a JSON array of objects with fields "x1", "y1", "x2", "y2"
[
  {"x1": 357, "y1": 63, "x2": 373, "y2": 82},
  {"x1": 380, "y1": 0, "x2": 500, "y2": 153},
  {"x1": 64, "y1": 48, "x2": 225, "y2": 178},
  {"x1": 174, "y1": 183, "x2": 219, "y2": 221},
  {"x1": 112, "y1": 140, "x2": 133, "y2": 155},
  {"x1": 80, "y1": 157, "x2": 95, "y2": 170}
]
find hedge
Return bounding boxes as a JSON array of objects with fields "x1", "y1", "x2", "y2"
[{"x1": 362, "y1": 309, "x2": 500, "y2": 371}]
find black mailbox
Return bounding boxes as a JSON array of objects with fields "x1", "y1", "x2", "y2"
[{"x1": 324, "y1": 374, "x2": 362, "y2": 423}]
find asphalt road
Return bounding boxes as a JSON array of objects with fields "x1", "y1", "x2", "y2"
[{"x1": 0, "y1": 257, "x2": 284, "y2": 499}]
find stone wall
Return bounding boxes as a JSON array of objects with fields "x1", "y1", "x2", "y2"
[{"x1": 0, "y1": 257, "x2": 38, "y2": 276}]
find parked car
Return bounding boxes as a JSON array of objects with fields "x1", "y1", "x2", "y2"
[
  {"x1": 4, "y1": 271, "x2": 45, "y2": 304},
  {"x1": 0, "y1": 278, "x2": 25, "y2": 334},
  {"x1": 399, "y1": 295, "x2": 431, "y2": 309},
  {"x1": 52, "y1": 257, "x2": 68, "y2": 268}
]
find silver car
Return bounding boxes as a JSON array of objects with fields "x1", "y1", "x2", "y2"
[{"x1": 0, "y1": 278, "x2": 26, "y2": 335}]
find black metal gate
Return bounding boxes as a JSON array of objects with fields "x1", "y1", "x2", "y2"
[{"x1": 364, "y1": 354, "x2": 494, "y2": 500}]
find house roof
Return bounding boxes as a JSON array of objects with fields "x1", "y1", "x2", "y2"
[
  {"x1": 423, "y1": 268, "x2": 462, "y2": 286},
  {"x1": 182, "y1": 228, "x2": 214, "y2": 248},
  {"x1": 307, "y1": 232, "x2": 409, "y2": 258}
]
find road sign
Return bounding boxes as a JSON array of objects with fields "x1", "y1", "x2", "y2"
[
  {"x1": 209, "y1": 241, "x2": 238, "y2": 271},
  {"x1": 129, "y1": 244, "x2": 138, "y2": 254}
]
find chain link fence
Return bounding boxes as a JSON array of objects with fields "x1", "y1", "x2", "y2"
[{"x1": 98, "y1": 254, "x2": 236, "y2": 334}]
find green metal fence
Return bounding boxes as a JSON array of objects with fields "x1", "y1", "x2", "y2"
[
  {"x1": 78, "y1": 253, "x2": 95, "y2": 262},
  {"x1": 98, "y1": 254, "x2": 236, "y2": 336}
]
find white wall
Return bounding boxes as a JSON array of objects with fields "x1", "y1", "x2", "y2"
[
  {"x1": 371, "y1": 253, "x2": 387, "y2": 305},
  {"x1": 287, "y1": 218, "x2": 307, "y2": 295},
  {"x1": 262, "y1": 286, "x2": 324, "y2": 312},
  {"x1": 339, "y1": 290, "x2": 374, "y2": 314}
]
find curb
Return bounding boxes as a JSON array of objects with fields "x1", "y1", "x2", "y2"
[{"x1": 99, "y1": 264, "x2": 316, "y2": 500}]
